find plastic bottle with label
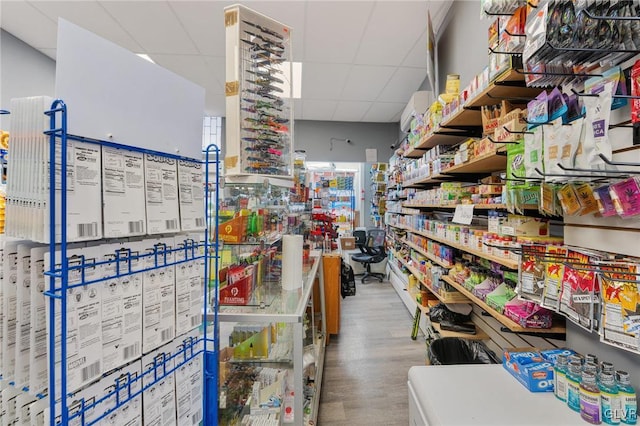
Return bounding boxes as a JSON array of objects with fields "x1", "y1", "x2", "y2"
[
  {"x1": 581, "y1": 371, "x2": 602, "y2": 424},
  {"x1": 600, "y1": 372, "x2": 621, "y2": 425},
  {"x1": 616, "y1": 371, "x2": 637, "y2": 425},
  {"x1": 555, "y1": 354, "x2": 569, "y2": 402},
  {"x1": 567, "y1": 360, "x2": 583, "y2": 412}
]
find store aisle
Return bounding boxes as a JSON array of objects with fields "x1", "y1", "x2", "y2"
[{"x1": 318, "y1": 280, "x2": 426, "y2": 425}]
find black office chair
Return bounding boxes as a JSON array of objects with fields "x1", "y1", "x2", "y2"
[{"x1": 351, "y1": 229, "x2": 386, "y2": 283}]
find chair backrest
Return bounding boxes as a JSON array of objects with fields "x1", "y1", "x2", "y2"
[
  {"x1": 353, "y1": 230, "x2": 367, "y2": 246},
  {"x1": 367, "y1": 229, "x2": 386, "y2": 248}
]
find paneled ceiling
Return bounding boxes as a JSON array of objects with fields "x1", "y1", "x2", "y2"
[{"x1": 0, "y1": 0, "x2": 453, "y2": 122}]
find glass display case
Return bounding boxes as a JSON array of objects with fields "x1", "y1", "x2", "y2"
[
  {"x1": 224, "y1": 4, "x2": 294, "y2": 178},
  {"x1": 217, "y1": 253, "x2": 326, "y2": 426}
]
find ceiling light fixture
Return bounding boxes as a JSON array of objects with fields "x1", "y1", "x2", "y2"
[{"x1": 136, "y1": 53, "x2": 155, "y2": 64}]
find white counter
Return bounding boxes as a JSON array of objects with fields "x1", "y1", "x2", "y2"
[{"x1": 408, "y1": 364, "x2": 585, "y2": 426}]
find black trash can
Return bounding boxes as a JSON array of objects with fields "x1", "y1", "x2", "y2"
[{"x1": 428, "y1": 337, "x2": 499, "y2": 365}]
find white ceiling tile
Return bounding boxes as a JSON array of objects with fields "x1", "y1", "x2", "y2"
[
  {"x1": 304, "y1": 1, "x2": 374, "y2": 64},
  {"x1": 302, "y1": 63, "x2": 351, "y2": 100},
  {"x1": 333, "y1": 101, "x2": 372, "y2": 122},
  {"x1": 1, "y1": 1, "x2": 57, "y2": 49},
  {"x1": 203, "y1": 56, "x2": 225, "y2": 91},
  {"x1": 28, "y1": 1, "x2": 144, "y2": 53},
  {"x1": 239, "y1": 1, "x2": 307, "y2": 61},
  {"x1": 169, "y1": 1, "x2": 227, "y2": 56},
  {"x1": 99, "y1": 1, "x2": 198, "y2": 54},
  {"x1": 38, "y1": 48, "x2": 57, "y2": 60},
  {"x1": 377, "y1": 67, "x2": 427, "y2": 103},
  {"x1": 302, "y1": 100, "x2": 338, "y2": 121},
  {"x1": 150, "y1": 54, "x2": 213, "y2": 89},
  {"x1": 341, "y1": 65, "x2": 395, "y2": 102},
  {"x1": 362, "y1": 102, "x2": 405, "y2": 123},
  {"x1": 355, "y1": 1, "x2": 428, "y2": 66},
  {"x1": 402, "y1": 30, "x2": 428, "y2": 68}
]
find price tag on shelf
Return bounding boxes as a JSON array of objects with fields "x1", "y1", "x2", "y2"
[{"x1": 452, "y1": 204, "x2": 474, "y2": 225}]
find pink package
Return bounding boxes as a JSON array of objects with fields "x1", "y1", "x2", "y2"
[
  {"x1": 504, "y1": 299, "x2": 553, "y2": 329},
  {"x1": 609, "y1": 178, "x2": 640, "y2": 218}
]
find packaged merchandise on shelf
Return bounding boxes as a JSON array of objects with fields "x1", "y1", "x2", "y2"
[
  {"x1": 2, "y1": 240, "x2": 27, "y2": 385},
  {"x1": 28, "y1": 246, "x2": 49, "y2": 397},
  {"x1": 144, "y1": 154, "x2": 180, "y2": 234},
  {"x1": 599, "y1": 262, "x2": 640, "y2": 355},
  {"x1": 142, "y1": 342, "x2": 177, "y2": 426},
  {"x1": 559, "y1": 249, "x2": 602, "y2": 333},
  {"x1": 1, "y1": 384, "x2": 21, "y2": 425},
  {"x1": 485, "y1": 282, "x2": 517, "y2": 314},
  {"x1": 101, "y1": 146, "x2": 146, "y2": 238},
  {"x1": 518, "y1": 244, "x2": 546, "y2": 303},
  {"x1": 46, "y1": 245, "x2": 103, "y2": 396},
  {"x1": 503, "y1": 349, "x2": 556, "y2": 393},
  {"x1": 15, "y1": 392, "x2": 37, "y2": 424},
  {"x1": 541, "y1": 245, "x2": 568, "y2": 311},
  {"x1": 14, "y1": 242, "x2": 39, "y2": 390},
  {"x1": 101, "y1": 241, "x2": 143, "y2": 373},
  {"x1": 28, "y1": 396, "x2": 49, "y2": 425},
  {"x1": 142, "y1": 236, "x2": 176, "y2": 353},
  {"x1": 504, "y1": 298, "x2": 553, "y2": 329},
  {"x1": 173, "y1": 328, "x2": 204, "y2": 426},
  {"x1": 174, "y1": 233, "x2": 205, "y2": 337}
]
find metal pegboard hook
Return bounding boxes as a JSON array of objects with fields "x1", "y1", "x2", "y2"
[
  {"x1": 583, "y1": 9, "x2": 640, "y2": 21},
  {"x1": 571, "y1": 87, "x2": 640, "y2": 100},
  {"x1": 487, "y1": 135, "x2": 521, "y2": 144},
  {"x1": 488, "y1": 46, "x2": 523, "y2": 55},
  {"x1": 557, "y1": 162, "x2": 640, "y2": 176},
  {"x1": 503, "y1": 125, "x2": 533, "y2": 135},
  {"x1": 599, "y1": 153, "x2": 640, "y2": 168},
  {"x1": 514, "y1": 68, "x2": 603, "y2": 78}
]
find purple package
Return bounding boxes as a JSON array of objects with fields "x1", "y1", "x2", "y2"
[
  {"x1": 593, "y1": 186, "x2": 617, "y2": 217},
  {"x1": 609, "y1": 178, "x2": 640, "y2": 218}
]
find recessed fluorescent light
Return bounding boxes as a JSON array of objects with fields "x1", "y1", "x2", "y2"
[
  {"x1": 272, "y1": 61, "x2": 302, "y2": 99},
  {"x1": 136, "y1": 53, "x2": 155, "y2": 64}
]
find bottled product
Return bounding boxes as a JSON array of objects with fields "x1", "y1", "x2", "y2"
[
  {"x1": 568, "y1": 360, "x2": 583, "y2": 412},
  {"x1": 585, "y1": 362, "x2": 599, "y2": 376},
  {"x1": 600, "y1": 372, "x2": 621, "y2": 425},
  {"x1": 586, "y1": 354, "x2": 600, "y2": 369},
  {"x1": 581, "y1": 371, "x2": 602, "y2": 424},
  {"x1": 616, "y1": 371, "x2": 637, "y2": 425},
  {"x1": 555, "y1": 354, "x2": 569, "y2": 402}
]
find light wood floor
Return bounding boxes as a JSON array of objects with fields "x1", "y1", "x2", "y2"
[{"x1": 318, "y1": 280, "x2": 426, "y2": 425}]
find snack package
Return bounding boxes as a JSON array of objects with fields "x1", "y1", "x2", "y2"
[
  {"x1": 518, "y1": 244, "x2": 546, "y2": 303},
  {"x1": 585, "y1": 67, "x2": 628, "y2": 111},
  {"x1": 559, "y1": 249, "x2": 600, "y2": 332},
  {"x1": 541, "y1": 245, "x2": 568, "y2": 311},
  {"x1": 524, "y1": 126, "x2": 544, "y2": 180},
  {"x1": 582, "y1": 82, "x2": 614, "y2": 170},
  {"x1": 527, "y1": 91, "x2": 549, "y2": 129},
  {"x1": 609, "y1": 177, "x2": 640, "y2": 218},
  {"x1": 632, "y1": 60, "x2": 640, "y2": 125},
  {"x1": 599, "y1": 262, "x2": 640, "y2": 354},
  {"x1": 559, "y1": 118, "x2": 583, "y2": 171},
  {"x1": 548, "y1": 87, "x2": 568, "y2": 121},
  {"x1": 542, "y1": 118, "x2": 566, "y2": 181},
  {"x1": 563, "y1": 94, "x2": 583, "y2": 124},
  {"x1": 573, "y1": 183, "x2": 599, "y2": 216},
  {"x1": 557, "y1": 184, "x2": 582, "y2": 216},
  {"x1": 540, "y1": 183, "x2": 559, "y2": 216},
  {"x1": 593, "y1": 185, "x2": 617, "y2": 217}
]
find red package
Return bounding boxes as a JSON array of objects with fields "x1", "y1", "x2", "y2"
[{"x1": 632, "y1": 60, "x2": 640, "y2": 124}]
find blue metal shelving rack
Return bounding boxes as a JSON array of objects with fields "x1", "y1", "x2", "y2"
[{"x1": 42, "y1": 100, "x2": 219, "y2": 425}]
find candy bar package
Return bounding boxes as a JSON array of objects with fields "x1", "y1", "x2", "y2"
[{"x1": 582, "y1": 82, "x2": 613, "y2": 171}]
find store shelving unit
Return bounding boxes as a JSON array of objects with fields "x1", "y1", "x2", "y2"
[
  {"x1": 401, "y1": 238, "x2": 453, "y2": 269},
  {"x1": 218, "y1": 254, "x2": 326, "y2": 426},
  {"x1": 38, "y1": 100, "x2": 217, "y2": 425},
  {"x1": 441, "y1": 276, "x2": 566, "y2": 334},
  {"x1": 388, "y1": 249, "x2": 488, "y2": 341},
  {"x1": 370, "y1": 163, "x2": 387, "y2": 228}
]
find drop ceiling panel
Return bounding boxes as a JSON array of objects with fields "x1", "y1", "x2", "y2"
[
  {"x1": 99, "y1": 1, "x2": 198, "y2": 54},
  {"x1": 355, "y1": 1, "x2": 428, "y2": 66},
  {"x1": 302, "y1": 100, "x2": 338, "y2": 121},
  {"x1": 302, "y1": 63, "x2": 351, "y2": 100},
  {"x1": 333, "y1": 101, "x2": 373, "y2": 122},
  {"x1": 240, "y1": 1, "x2": 307, "y2": 61},
  {"x1": 1, "y1": 1, "x2": 57, "y2": 49},
  {"x1": 341, "y1": 65, "x2": 396, "y2": 102},
  {"x1": 402, "y1": 30, "x2": 428, "y2": 68},
  {"x1": 169, "y1": 1, "x2": 227, "y2": 56},
  {"x1": 362, "y1": 102, "x2": 405, "y2": 123},
  {"x1": 150, "y1": 54, "x2": 214, "y2": 89},
  {"x1": 29, "y1": 1, "x2": 143, "y2": 54},
  {"x1": 304, "y1": 1, "x2": 374, "y2": 64},
  {"x1": 377, "y1": 67, "x2": 427, "y2": 103}
]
